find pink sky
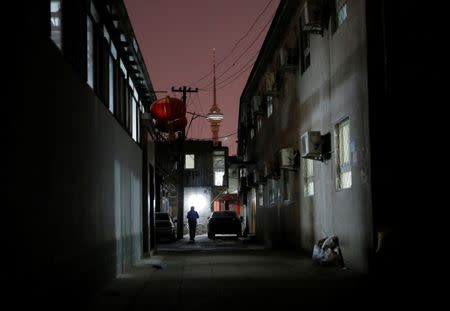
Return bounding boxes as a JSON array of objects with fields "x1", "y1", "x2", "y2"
[{"x1": 124, "y1": 0, "x2": 280, "y2": 155}]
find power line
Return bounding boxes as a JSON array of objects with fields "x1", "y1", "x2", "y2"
[
  {"x1": 216, "y1": 0, "x2": 275, "y2": 68},
  {"x1": 200, "y1": 49, "x2": 259, "y2": 91},
  {"x1": 199, "y1": 12, "x2": 274, "y2": 90},
  {"x1": 217, "y1": 131, "x2": 238, "y2": 139},
  {"x1": 216, "y1": 50, "x2": 259, "y2": 88},
  {"x1": 189, "y1": 0, "x2": 276, "y2": 86}
]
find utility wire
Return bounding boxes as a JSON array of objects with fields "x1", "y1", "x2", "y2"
[
  {"x1": 199, "y1": 12, "x2": 274, "y2": 90},
  {"x1": 216, "y1": 0, "x2": 275, "y2": 68},
  {"x1": 217, "y1": 131, "x2": 238, "y2": 139},
  {"x1": 200, "y1": 49, "x2": 259, "y2": 91},
  {"x1": 189, "y1": 0, "x2": 276, "y2": 86}
]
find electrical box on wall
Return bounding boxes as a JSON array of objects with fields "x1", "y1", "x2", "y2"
[{"x1": 301, "y1": 131, "x2": 322, "y2": 159}]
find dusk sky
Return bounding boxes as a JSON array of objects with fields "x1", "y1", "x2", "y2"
[{"x1": 124, "y1": 0, "x2": 280, "y2": 155}]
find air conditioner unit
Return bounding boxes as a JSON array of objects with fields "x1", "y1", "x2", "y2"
[
  {"x1": 280, "y1": 148, "x2": 296, "y2": 168},
  {"x1": 301, "y1": 131, "x2": 322, "y2": 159}
]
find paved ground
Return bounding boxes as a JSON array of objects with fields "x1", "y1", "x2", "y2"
[
  {"x1": 155, "y1": 233, "x2": 264, "y2": 252},
  {"x1": 83, "y1": 234, "x2": 433, "y2": 310},
  {"x1": 86, "y1": 235, "x2": 385, "y2": 311}
]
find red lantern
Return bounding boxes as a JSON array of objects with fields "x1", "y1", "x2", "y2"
[{"x1": 149, "y1": 96, "x2": 186, "y2": 122}]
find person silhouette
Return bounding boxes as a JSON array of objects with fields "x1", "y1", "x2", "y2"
[{"x1": 187, "y1": 206, "x2": 199, "y2": 241}]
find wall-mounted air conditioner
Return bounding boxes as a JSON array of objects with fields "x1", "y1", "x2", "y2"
[
  {"x1": 301, "y1": 131, "x2": 322, "y2": 159},
  {"x1": 280, "y1": 148, "x2": 297, "y2": 168}
]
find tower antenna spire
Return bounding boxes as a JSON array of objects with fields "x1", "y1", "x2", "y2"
[{"x1": 207, "y1": 48, "x2": 224, "y2": 146}]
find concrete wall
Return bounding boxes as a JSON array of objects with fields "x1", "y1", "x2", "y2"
[
  {"x1": 11, "y1": 35, "x2": 143, "y2": 303},
  {"x1": 297, "y1": 0, "x2": 372, "y2": 272},
  {"x1": 245, "y1": 0, "x2": 373, "y2": 272}
]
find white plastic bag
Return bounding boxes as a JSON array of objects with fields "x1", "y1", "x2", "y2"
[{"x1": 312, "y1": 235, "x2": 345, "y2": 267}]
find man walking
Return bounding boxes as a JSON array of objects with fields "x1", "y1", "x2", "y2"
[{"x1": 187, "y1": 206, "x2": 199, "y2": 241}]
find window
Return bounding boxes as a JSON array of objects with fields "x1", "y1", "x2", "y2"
[
  {"x1": 111, "y1": 42, "x2": 117, "y2": 60},
  {"x1": 257, "y1": 116, "x2": 263, "y2": 132},
  {"x1": 120, "y1": 58, "x2": 127, "y2": 78},
  {"x1": 300, "y1": 17, "x2": 310, "y2": 73},
  {"x1": 185, "y1": 154, "x2": 195, "y2": 169},
  {"x1": 283, "y1": 170, "x2": 291, "y2": 201},
  {"x1": 50, "y1": 0, "x2": 62, "y2": 50},
  {"x1": 213, "y1": 151, "x2": 225, "y2": 186},
  {"x1": 267, "y1": 96, "x2": 273, "y2": 117},
  {"x1": 258, "y1": 184, "x2": 264, "y2": 207},
  {"x1": 269, "y1": 179, "x2": 278, "y2": 205},
  {"x1": 131, "y1": 97, "x2": 137, "y2": 141},
  {"x1": 108, "y1": 55, "x2": 114, "y2": 113},
  {"x1": 86, "y1": 16, "x2": 94, "y2": 88},
  {"x1": 337, "y1": 2, "x2": 348, "y2": 26},
  {"x1": 103, "y1": 26, "x2": 110, "y2": 43},
  {"x1": 250, "y1": 128, "x2": 255, "y2": 139},
  {"x1": 332, "y1": 0, "x2": 348, "y2": 33},
  {"x1": 335, "y1": 118, "x2": 352, "y2": 190},
  {"x1": 303, "y1": 158, "x2": 314, "y2": 196}
]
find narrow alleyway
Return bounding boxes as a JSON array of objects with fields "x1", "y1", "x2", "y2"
[{"x1": 86, "y1": 238, "x2": 386, "y2": 311}]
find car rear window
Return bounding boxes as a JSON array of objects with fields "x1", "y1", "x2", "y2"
[
  {"x1": 211, "y1": 211, "x2": 237, "y2": 218},
  {"x1": 156, "y1": 213, "x2": 170, "y2": 220}
]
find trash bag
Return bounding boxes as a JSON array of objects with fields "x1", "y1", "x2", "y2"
[{"x1": 312, "y1": 235, "x2": 345, "y2": 267}]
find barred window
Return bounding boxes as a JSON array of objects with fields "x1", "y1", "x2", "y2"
[
  {"x1": 258, "y1": 184, "x2": 264, "y2": 207},
  {"x1": 213, "y1": 151, "x2": 225, "y2": 186},
  {"x1": 303, "y1": 158, "x2": 314, "y2": 197},
  {"x1": 267, "y1": 96, "x2": 273, "y2": 117},
  {"x1": 337, "y1": 0, "x2": 348, "y2": 27},
  {"x1": 185, "y1": 154, "x2": 195, "y2": 169},
  {"x1": 50, "y1": 0, "x2": 62, "y2": 50},
  {"x1": 332, "y1": 0, "x2": 348, "y2": 33},
  {"x1": 299, "y1": 16, "x2": 310, "y2": 74},
  {"x1": 335, "y1": 118, "x2": 352, "y2": 190},
  {"x1": 269, "y1": 179, "x2": 278, "y2": 205},
  {"x1": 283, "y1": 170, "x2": 291, "y2": 201},
  {"x1": 86, "y1": 16, "x2": 94, "y2": 88}
]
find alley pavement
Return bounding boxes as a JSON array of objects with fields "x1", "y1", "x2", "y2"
[{"x1": 84, "y1": 234, "x2": 426, "y2": 311}]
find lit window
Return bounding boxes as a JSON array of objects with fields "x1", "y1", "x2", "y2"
[
  {"x1": 185, "y1": 154, "x2": 195, "y2": 169},
  {"x1": 300, "y1": 16, "x2": 310, "y2": 73},
  {"x1": 332, "y1": 1, "x2": 348, "y2": 33},
  {"x1": 103, "y1": 26, "x2": 110, "y2": 43},
  {"x1": 120, "y1": 58, "x2": 127, "y2": 78},
  {"x1": 303, "y1": 158, "x2": 314, "y2": 196},
  {"x1": 267, "y1": 96, "x2": 273, "y2": 117},
  {"x1": 257, "y1": 116, "x2": 263, "y2": 132},
  {"x1": 337, "y1": 1, "x2": 348, "y2": 26},
  {"x1": 108, "y1": 56, "x2": 114, "y2": 113},
  {"x1": 269, "y1": 179, "x2": 278, "y2": 205},
  {"x1": 86, "y1": 16, "x2": 94, "y2": 88},
  {"x1": 213, "y1": 152, "x2": 225, "y2": 186},
  {"x1": 335, "y1": 118, "x2": 352, "y2": 190},
  {"x1": 50, "y1": 0, "x2": 62, "y2": 50},
  {"x1": 258, "y1": 184, "x2": 264, "y2": 207},
  {"x1": 90, "y1": 2, "x2": 99, "y2": 23},
  {"x1": 131, "y1": 97, "x2": 137, "y2": 141},
  {"x1": 283, "y1": 170, "x2": 291, "y2": 201},
  {"x1": 111, "y1": 42, "x2": 117, "y2": 60}
]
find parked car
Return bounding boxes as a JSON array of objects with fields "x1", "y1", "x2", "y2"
[
  {"x1": 207, "y1": 211, "x2": 242, "y2": 239},
  {"x1": 155, "y1": 212, "x2": 176, "y2": 241}
]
